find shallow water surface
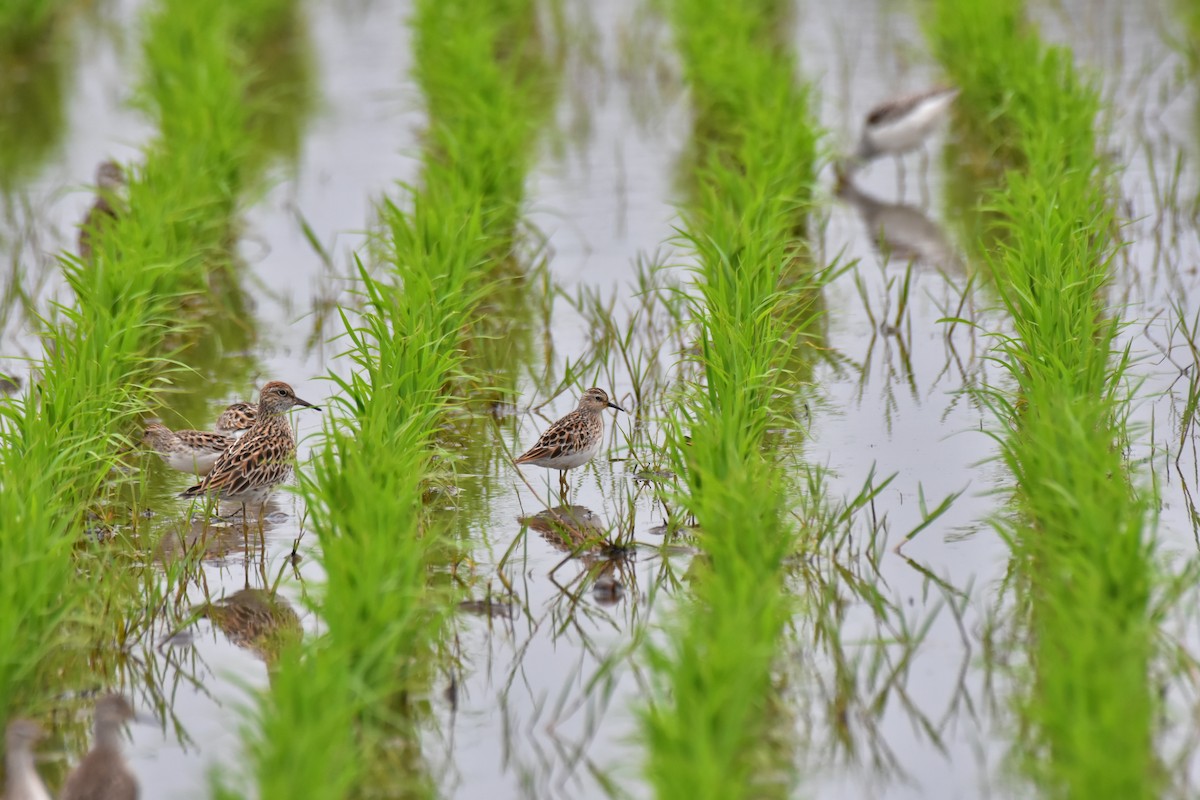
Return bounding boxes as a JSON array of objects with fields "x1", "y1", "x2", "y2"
[{"x1": 4, "y1": 0, "x2": 1200, "y2": 797}]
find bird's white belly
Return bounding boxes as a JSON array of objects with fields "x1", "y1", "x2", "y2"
[
  {"x1": 543, "y1": 438, "x2": 602, "y2": 471},
  {"x1": 166, "y1": 450, "x2": 222, "y2": 475},
  {"x1": 866, "y1": 94, "x2": 955, "y2": 154}
]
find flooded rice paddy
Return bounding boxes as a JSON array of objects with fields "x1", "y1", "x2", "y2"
[{"x1": 3, "y1": 0, "x2": 1200, "y2": 797}]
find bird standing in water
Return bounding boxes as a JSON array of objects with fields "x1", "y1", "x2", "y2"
[
  {"x1": 851, "y1": 86, "x2": 959, "y2": 166},
  {"x1": 515, "y1": 387, "x2": 624, "y2": 495},
  {"x1": 181, "y1": 381, "x2": 318, "y2": 513}
]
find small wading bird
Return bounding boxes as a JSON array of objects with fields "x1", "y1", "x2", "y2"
[
  {"x1": 78, "y1": 160, "x2": 126, "y2": 261},
  {"x1": 851, "y1": 86, "x2": 959, "y2": 168},
  {"x1": 4, "y1": 719, "x2": 51, "y2": 800},
  {"x1": 142, "y1": 422, "x2": 234, "y2": 476},
  {"x1": 514, "y1": 387, "x2": 625, "y2": 495},
  {"x1": 181, "y1": 381, "x2": 319, "y2": 514},
  {"x1": 60, "y1": 695, "x2": 138, "y2": 800}
]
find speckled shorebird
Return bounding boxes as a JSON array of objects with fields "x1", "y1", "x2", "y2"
[
  {"x1": 180, "y1": 382, "x2": 318, "y2": 511},
  {"x1": 142, "y1": 422, "x2": 234, "y2": 476},
  {"x1": 852, "y1": 86, "x2": 959, "y2": 166},
  {"x1": 77, "y1": 160, "x2": 126, "y2": 261},
  {"x1": 515, "y1": 387, "x2": 624, "y2": 494},
  {"x1": 59, "y1": 695, "x2": 137, "y2": 800},
  {"x1": 214, "y1": 402, "x2": 257, "y2": 437},
  {"x1": 4, "y1": 719, "x2": 51, "y2": 800}
]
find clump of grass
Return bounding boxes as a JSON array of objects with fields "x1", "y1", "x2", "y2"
[
  {"x1": 640, "y1": 0, "x2": 822, "y2": 798},
  {"x1": 927, "y1": 1, "x2": 1158, "y2": 796},
  {"x1": 0, "y1": 0, "x2": 69, "y2": 43},
  {"x1": 0, "y1": 0, "x2": 272, "y2": 724},
  {"x1": 240, "y1": 1, "x2": 556, "y2": 796},
  {"x1": 137, "y1": 0, "x2": 250, "y2": 243},
  {"x1": 1171, "y1": 0, "x2": 1200, "y2": 69}
]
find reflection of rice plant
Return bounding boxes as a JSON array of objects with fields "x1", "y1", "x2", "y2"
[
  {"x1": 1166, "y1": 302, "x2": 1200, "y2": 456},
  {"x1": 0, "y1": 18, "x2": 68, "y2": 193}
]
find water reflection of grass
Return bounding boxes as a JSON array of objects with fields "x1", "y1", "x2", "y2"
[
  {"x1": 0, "y1": 9, "x2": 71, "y2": 193},
  {"x1": 241, "y1": 1, "x2": 557, "y2": 797},
  {"x1": 640, "y1": 0, "x2": 823, "y2": 798},
  {"x1": 928, "y1": 0, "x2": 1159, "y2": 796},
  {"x1": 238, "y1": 0, "x2": 316, "y2": 169}
]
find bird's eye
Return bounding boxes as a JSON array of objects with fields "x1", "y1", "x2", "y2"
[{"x1": 276, "y1": 388, "x2": 287, "y2": 395}]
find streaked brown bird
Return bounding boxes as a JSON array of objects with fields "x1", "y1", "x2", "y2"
[
  {"x1": 214, "y1": 402, "x2": 257, "y2": 437},
  {"x1": 181, "y1": 381, "x2": 318, "y2": 511},
  {"x1": 514, "y1": 387, "x2": 624, "y2": 494}
]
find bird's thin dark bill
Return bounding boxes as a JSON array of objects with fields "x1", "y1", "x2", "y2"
[
  {"x1": 296, "y1": 398, "x2": 320, "y2": 410},
  {"x1": 608, "y1": 401, "x2": 626, "y2": 412}
]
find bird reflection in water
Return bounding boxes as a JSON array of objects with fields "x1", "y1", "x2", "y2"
[
  {"x1": 520, "y1": 505, "x2": 609, "y2": 554},
  {"x1": 195, "y1": 588, "x2": 302, "y2": 670},
  {"x1": 519, "y1": 505, "x2": 632, "y2": 604},
  {"x1": 836, "y1": 169, "x2": 962, "y2": 275}
]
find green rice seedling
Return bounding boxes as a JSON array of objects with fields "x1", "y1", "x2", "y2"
[
  {"x1": 1170, "y1": 0, "x2": 1200, "y2": 69},
  {"x1": 240, "y1": 1, "x2": 559, "y2": 796},
  {"x1": 244, "y1": 217, "x2": 490, "y2": 799},
  {"x1": 0, "y1": 0, "x2": 284, "y2": 726},
  {"x1": 138, "y1": 1, "x2": 250, "y2": 236},
  {"x1": 927, "y1": 0, "x2": 1159, "y2": 796},
  {"x1": 639, "y1": 0, "x2": 825, "y2": 798}
]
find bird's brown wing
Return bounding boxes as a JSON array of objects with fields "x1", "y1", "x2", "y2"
[
  {"x1": 217, "y1": 403, "x2": 257, "y2": 432},
  {"x1": 174, "y1": 429, "x2": 234, "y2": 455},
  {"x1": 514, "y1": 412, "x2": 581, "y2": 464}
]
